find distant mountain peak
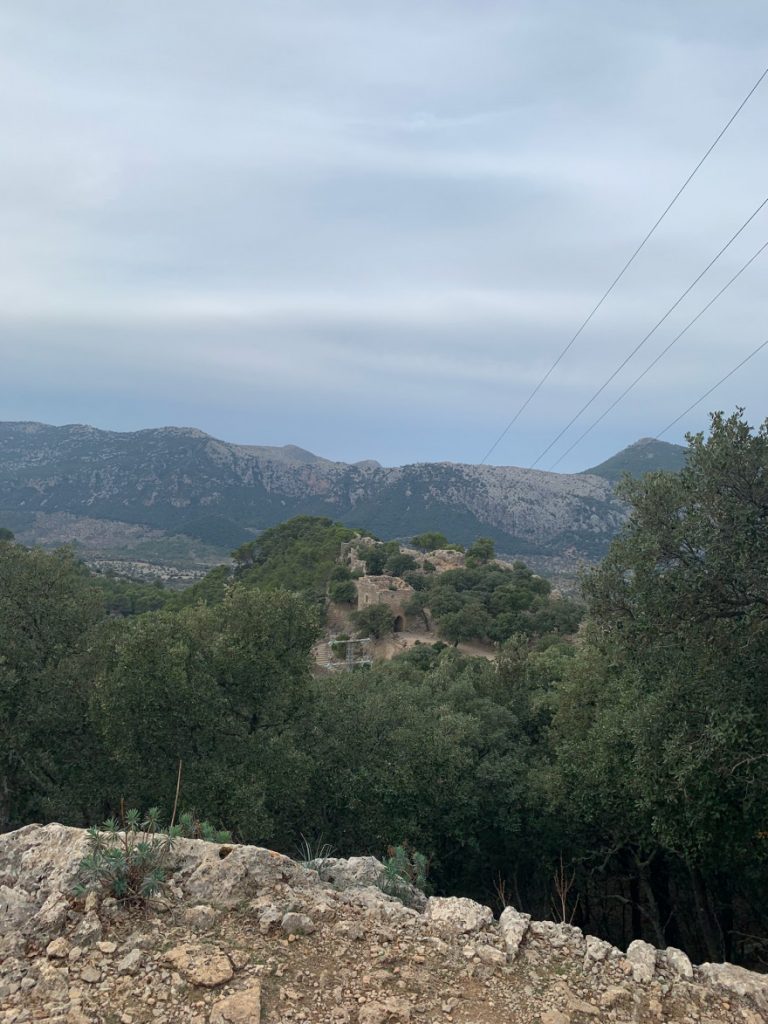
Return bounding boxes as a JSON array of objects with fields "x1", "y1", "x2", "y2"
[
  {"x1": 0, "y1": 419, "x2": 630, "y2": 569},
  {"x1": 584, "y1": 438, "x2": 687, "y2": 482}
]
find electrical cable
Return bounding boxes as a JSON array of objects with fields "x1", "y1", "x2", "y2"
[
  {"x1": 480, "y1": 63, "x2": 768, "y2": 466},
  {"x1": 656, "y1": 337, "x2": 768, "y2": 439},
  {"x1": 529, "y1": 194, "x2": 768, "y2": 468},
  {"x1": 548, "y1": 237, "x2": 768, "y2": 469}
]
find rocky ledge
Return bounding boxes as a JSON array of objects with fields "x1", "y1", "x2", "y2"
[{"x1": 1, "y1": 824, "x2": 766, "y2": 1023}]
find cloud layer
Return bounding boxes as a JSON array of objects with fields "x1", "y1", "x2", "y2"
[{"x1": 2, "y1": 1, "x2": 767, "y2": 468}]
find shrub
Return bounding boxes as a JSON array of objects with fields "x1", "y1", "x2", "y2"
[
  {"x1": 329, "y1": 579, "x2": 357, "y2": 604},
  {"x1": 75, "y1": 807, "x2": 231, "y2": 904},
  {"x1": 411, "y1": 532, "x2": 449, "y2": 552},
  {"x1": 74, "y1": 808, "x2": 173, "y2": 904},
  {"x1": 176, "y1": 810, "x2": 232, "y2": 844},
  {"x1": 378, "y1": 844, "x2": 430, "y2": 907},
  {"x1": 351, "y1": 605, "x2": 394, "y2": 639},
  {"x1": 296, "y1": 833, "x2": 336, "y2": 868},
  {"x1": 383, "y1": 552, "x2": 418, "y2": 576}
]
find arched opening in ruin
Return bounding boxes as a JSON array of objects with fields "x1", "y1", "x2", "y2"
[{"x1": 393, "y1": 615, "x2": 404, "y2": 633}]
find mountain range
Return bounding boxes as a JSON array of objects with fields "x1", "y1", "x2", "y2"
[{"x1": 0, "y1": 421, "x2": 686, "y2": 572}]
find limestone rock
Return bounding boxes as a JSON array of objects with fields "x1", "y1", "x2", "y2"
[
  {"x1": 27, "y1": 891, "x2": 70, "y2": 944},
  {"x1": 698, "y1": 961, "x2": 768, "y2": 1011},
  {"x1": 258, "y1": 906, "x2": 282, "y2": 934},
  {"x1": 475, "y1": 943, "x2": 507, "y2": 967},
  {"x1": 662, "y1": 944, "x2": 693, "y2": 979},
  {"x1": 357, "y1": 996, "x2": 411, "y2": 1024},
  {"x1": 116, "y1": 948, "x2": 143, "y2": 975},
  {"x1": 46, "y1": 936, "x2": 70, "y2": 959},
  {"x1": 314, "y1": 855, "x2": 384, "y2": 890},
  {"x1": 36, "y1": 959, "x2": 69, "y2": 1001},
  {"x1": 183, "y1": 904, "x2": 217, "y2": 931},
  {"x1": 0, "y1": 823, "x2": 91, "y2": 897},
  {"x1": 626, "y1": 939, "x2": 657, "y2": 984},
  {"x1": 540, "y1": 1010, "x2": 569, "y2": 1024},
  {"x1": 498, "y1": 905, "x2": 530, "y2": 961},
  {"x1": 316, "y1": 856, "x2": 427, "y2": 911},
  {"x1": 164, "y1": 942, "x2": 233, "y2": 987},
  {"x1": 0, "y1": 884, "x2": 34, "y2": 934},
  {"x1": 527, "y1": 920, "x2": 585, "y2": 955},
  {"x1": 599, "y1": 986, "x2": 629, "y2": 1008},
  {"x1": 175, "y1": 839, "x2": 305, "y2": 909},
  {"x1": 584, "y1": 934, "x2": 618, "y2": 964},
  {"x1": 335, "y1": 919, "x2": 366, "y2": 941},
  {"x1": 281, "y1": 911, "x2": 316, "y2": 935},
  {"x1": 425, "y1": 896, "x2": 493, "y2": 934},
  {"x1": 72, "y1": 910, "x2": 102, "y2": 947},
  {"x1": 209, "y1": 983, "x2": 262, "y2": 1023}
]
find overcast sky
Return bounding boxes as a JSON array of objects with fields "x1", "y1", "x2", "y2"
[{"x1": 2, "y1": 2, "x2": 767, "y2": 470}]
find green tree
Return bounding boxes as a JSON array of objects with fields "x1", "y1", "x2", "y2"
[
  {"x1": 351, "y1": 604, "x2": 394, "y2": 638},
  {"x1": 384, "y1": 551, "x2": 418, "y2": 576},
  {"x1": 361, "y1": 541, "x2": 400, "y2": 576},
  {"x1": 329, "y1": 579, "x2": 357, "y2": 604},
  {"x1": 0, "y1": 545, "x2": 104, "y2": 829},
  {"x1": 89, "y1": 585, "x2": 319, "y2": 839},
  {"x1": 550, "y1": 411, "x2": 768, "y2": 961},
  {"x1": 0, "y1": 527, "x2": 14, "y2": 543},
  {"x1": 465, "y1": 537, "x2": 495, "y2": 566},
  {"x1": 411, "y1": 532, "x2": 449, "y2": 552},
  {"x1": 438, "y1": 603, "x2": 490, "y2": 645},
  {"x1": 231, "y1": 516, "x2": 357, "y2": 607}
]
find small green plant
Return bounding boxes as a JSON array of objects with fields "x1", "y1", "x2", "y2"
[
  {"x1": 75, "y1": 807, "x2": 173, "y2": 904},
  {"x1": 378, "y1": 844, "x2": 430, "y2": 907},
  {"x1": 175, "y1": 811, "x2": 232, "y2": 844},
  {"x1": 75, "y1": 805, "x2": 231, "y2": 905},
  {"x1": 295, "y1": 833, "x2": 336, "y2": 868}
]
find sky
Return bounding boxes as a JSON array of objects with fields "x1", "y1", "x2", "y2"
[{"x1": 1, "y1": 1, "x2": 767, "y2": 471}]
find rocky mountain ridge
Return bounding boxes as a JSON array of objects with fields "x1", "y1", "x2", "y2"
[
  {"x1": 0, "y1": 422, "x2": 684, "y2": 571},
  {"x1": 1, "y1": 823, "x2": 765, "y2": 1023}
]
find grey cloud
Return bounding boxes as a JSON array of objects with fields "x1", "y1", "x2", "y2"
[{"x1": 1, "y1": 0, "x2": 767, "y2": 470}]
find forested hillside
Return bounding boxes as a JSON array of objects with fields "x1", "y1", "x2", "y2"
[{"x1": 1, "y1": 413, "x2": 767, "y2": 969}]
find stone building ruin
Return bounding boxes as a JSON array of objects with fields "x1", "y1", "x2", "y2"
[{"x1": 355, "y1": 575, "x2": 414, "y2": 632}]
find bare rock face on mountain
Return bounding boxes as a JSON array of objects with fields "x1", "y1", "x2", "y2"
[
  {"x1": 1, "y1": 823, "x2": 767, "y2": 1023},
  {"x1": 0, "y1": 422, "x2": 634, "y2": 567}
]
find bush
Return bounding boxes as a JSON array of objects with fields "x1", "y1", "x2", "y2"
[
  {"x1": 75, "y1": 808, "x2": 173, "y2": 904},
  {"x1": 378, "y1": 844, "x2": 430, "y2": 907},
  {"x1": 75, "y1": 807, "x2": 231, "y2": 904},
  {"x1": 176, "y1": 810, "x2": 232, "y2": 844},
  {"x1": 329, "y1": 579, "x2": 357, "y2": 604},
  {"x1": 383, "y1": 552, "x2": 418, "y2": 576},
  {"x1": 465, "y1": 537, "x2": 495, "y2": 566},
  {"x1": 351, "y1": 604, "x2": 394, "y2": 639},
  {"x1": 361, "y1": 541, "x2": 400, "y2": 576},
  {"x1": 411, "y1": 532, "x2": 449, "y2": 552}
]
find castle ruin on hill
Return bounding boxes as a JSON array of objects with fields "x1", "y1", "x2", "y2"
[{"x1": 355, "y1": 574, "x2": 414, "y2": 632}]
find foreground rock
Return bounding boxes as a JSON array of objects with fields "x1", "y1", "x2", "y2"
[{"x1": 1, "y1": 823, "x2": 766, "y2": 1023}]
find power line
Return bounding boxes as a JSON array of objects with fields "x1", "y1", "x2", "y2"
[
  {"x1": 480, "y1": 63, "x2": 768, "y2": 466},
  {"x1": 548, "y1": 237, "x2": 768, "y2": 469},
  {"x1": 656, "y1": 336, "x2": 768, "y2": 439},
  {"x1": 529, "y1": 194, "x2": 768, "y2": 468}
]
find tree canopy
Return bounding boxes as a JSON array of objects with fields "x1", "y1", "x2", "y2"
[{"x1": 2, "y1": 415, "x2": 768, "y2": 965}]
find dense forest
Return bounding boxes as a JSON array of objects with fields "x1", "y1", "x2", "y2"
[{"x1": 1, "y1": 412, "x2": 767, "y2": 968}]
